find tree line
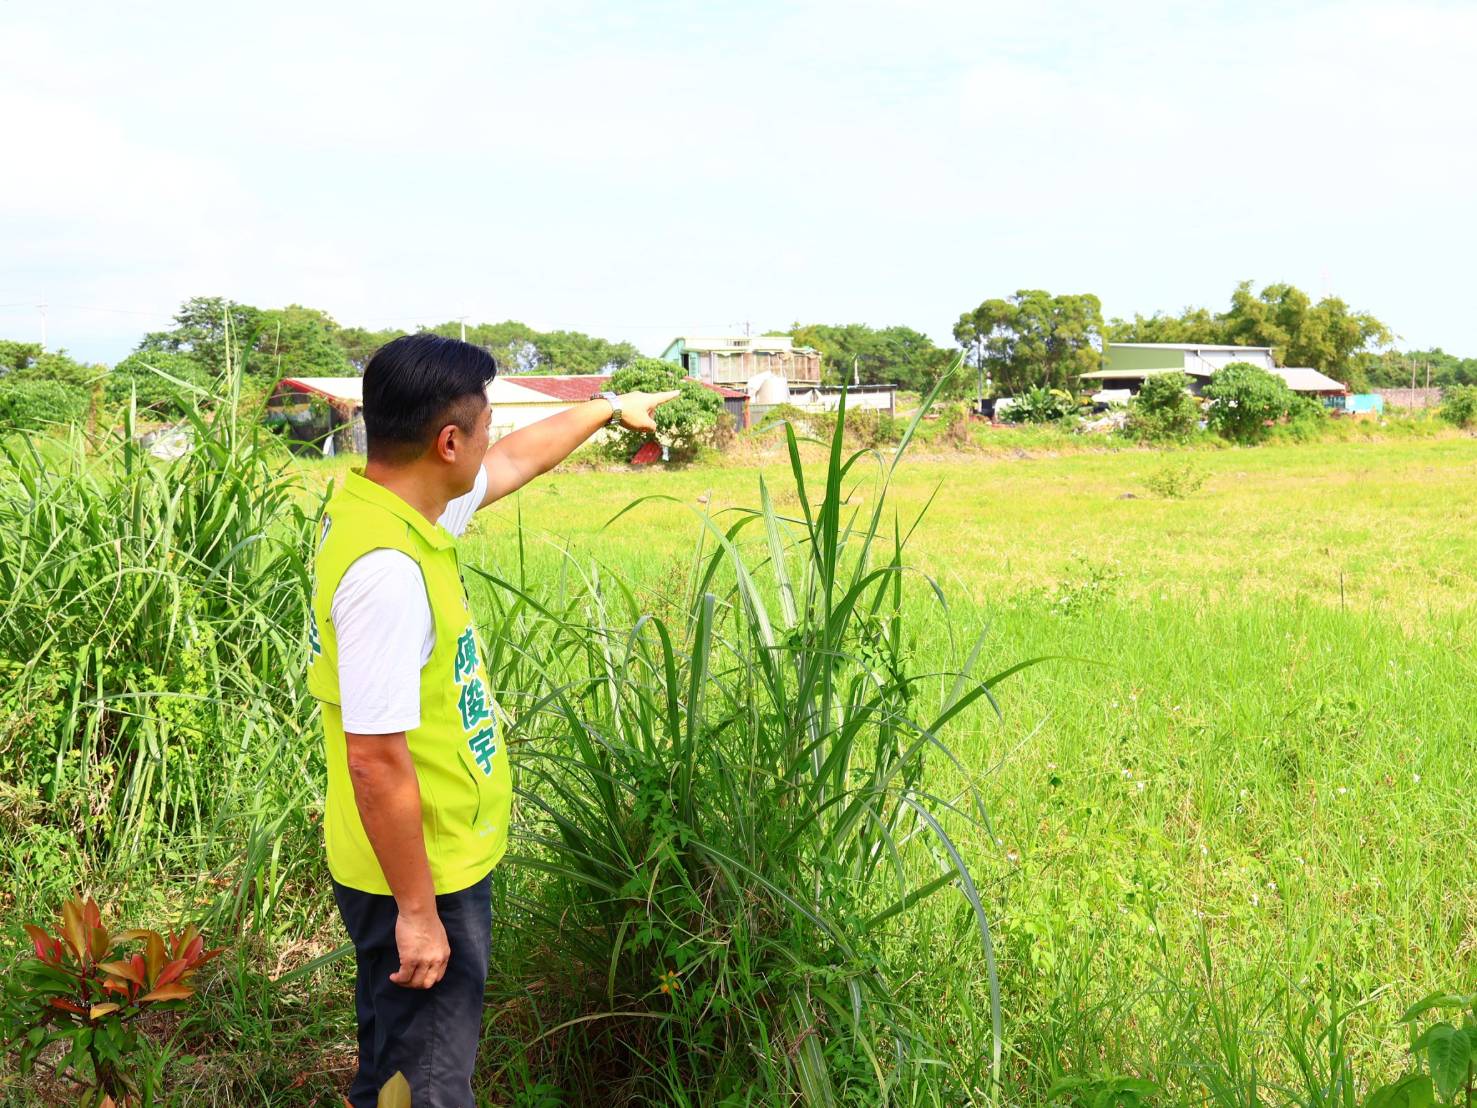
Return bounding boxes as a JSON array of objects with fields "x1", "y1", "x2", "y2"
[{"x1": 2, "y1": 285, "x2": 1473, "y2": 431}]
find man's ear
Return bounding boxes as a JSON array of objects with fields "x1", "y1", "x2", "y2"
[{"x1": 434, "y1": 423, "x2": 459, "y2": 463}]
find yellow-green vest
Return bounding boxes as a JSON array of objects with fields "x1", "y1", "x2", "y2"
[{"x1": 307, "y1": 470, "x2": 511, "y2": 895}]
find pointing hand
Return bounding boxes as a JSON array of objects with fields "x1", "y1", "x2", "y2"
[{"x1": 617, "y1": 390, "x2": 682, "y2": 434}]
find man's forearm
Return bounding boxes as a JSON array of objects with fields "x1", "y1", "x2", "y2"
[
  {"x1": 487, "y1": 398, "x2": 614, "y2": 485},
  {"x1": 478, "y1": 390, "x2": 677, "y2": 508},
  {"x1": 345, "y1": 733, "x2": 437, "y2": 916}
]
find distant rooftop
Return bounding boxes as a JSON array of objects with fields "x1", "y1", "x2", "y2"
[
  {"x1": 1108, "y1": 342, "x2": 1275, "y2": 353},
  {"x1": 279, "y1": 376, "x2": 363, "y2": 404},
  {"x1": 502, "y1": 373, "x2": 746, "y2": 401},
  {"x1": 277, "y1": 373, "x2": 748, "y2": 409}
]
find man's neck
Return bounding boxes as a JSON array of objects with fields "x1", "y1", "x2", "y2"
[{"x1": 362, "y1": 459, "x2": 451, "y2": 526}]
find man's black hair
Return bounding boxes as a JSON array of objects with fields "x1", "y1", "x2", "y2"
[{"x1": 362, "y1": 333, "x2": 497, "y2": 462}]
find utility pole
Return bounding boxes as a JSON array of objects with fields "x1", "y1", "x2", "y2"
[
  {"x1": 37, "y1": 303, "x2": 47, "y2": 351},
  {"x1": 458, "y1": 316, "x2": 467, "y2": 343}
]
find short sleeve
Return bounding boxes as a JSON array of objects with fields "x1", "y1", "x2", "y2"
[
  {"x1": 438, "y1": 465, "x2": 487, "y2": 538},
  {"x1": 331, "y1": 549, "x2": 433, "y2": 734}
]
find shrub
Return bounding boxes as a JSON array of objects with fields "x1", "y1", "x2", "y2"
[
  {"x1": 0, "y1": 378, "x2": 89, "y2": 431},
  {"x1": 1203, "y1": 362, "x2": 1297, "y2": 443},
  {"x1": 2, "y1": 896, "x2": 222, "y2": 1103},
  {"x1": 1440, "y1": 384, "x2": 1477, "y2": 428},
  {"x1": 852, "y1": 408, "x2": 902, "y2": 447},
  {"x1": 607, "y1": 357, "x2": 721, "y2": 461},
  {"x1": 1144, "y1": 458, "x2": 1208, "y2": 499},
  {"x1": 3, "y1": 349, "x2": 98, "y2": 390},
  {"x1": 1125, "y1": 372, "x2": 1199, "y2": 442},
  {"x1": 1003, "y1": 386, "x2": 1078, "y2": 425}
]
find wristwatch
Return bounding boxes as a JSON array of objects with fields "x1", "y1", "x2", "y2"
[{"x1": 594, "y1": 390, "x2": 622, "y2": 426}]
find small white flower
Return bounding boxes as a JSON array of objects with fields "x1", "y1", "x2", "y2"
[
  {"x1": 1251, "y1": 892, "x2": 1259, "y2": 906},
  {"x1": 1239, "y1": 788, "x2": 1250, "y2": 800},
  {"x1": 1200, "y1": 844, "x2": 1209, "y2": 856},
  {"x1": 1122, "y1": 768, "x2": 1133, "y2": 779},
  {"x1": 1005, "y1": 850, "x2": 1020, "y2": 865},
  {"x1": 1136, "y1": 780, "x2": 1146, "y2": 791},
  {"x1": 1266, "y1": 881, "x2": 1277, "y2": 892},
  {"x1": 1412, "y1": 773, "x2": 1421, "y2": 783},
  {"x1": 1337, "y1": 786, "x2": 1347, "y2": 796}
]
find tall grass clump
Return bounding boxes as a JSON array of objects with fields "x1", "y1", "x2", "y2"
[
  {"x1": 0, "y1": 368, "x2": 322, "y2": 933},
  {"x1": 469, "y1": 383, "x2": 1024, "y2": 1104}
]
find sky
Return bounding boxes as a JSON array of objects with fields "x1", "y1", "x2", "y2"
[{"x1": 2, "y1": 0, "x2": 1474, "y2": 365}]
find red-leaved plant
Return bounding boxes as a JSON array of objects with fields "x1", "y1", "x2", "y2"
[{"x1": 3, "y1": 896, "x2": 223, "y2": 1105}]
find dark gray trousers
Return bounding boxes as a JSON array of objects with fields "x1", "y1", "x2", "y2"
[{"x1": 332, "y1": 871, "x2": 492, "y2": 1108}]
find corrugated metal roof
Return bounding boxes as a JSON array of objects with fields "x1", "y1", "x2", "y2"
[
  {"x1": 1275, "y1": 367, "x2": 1347, "y2": 392},
  {"x1": 502, "y1": 374, "x2": 748, "y2": 401},
  {"x1": 276, "y1": 373, "x2": 749, "y2": 409},
  {"x1": 280, "y1": 376, "x2": 364, "y2": 403},
  {"x1": 1109, "y1": 342, "x2": 1275, "y2": 353},
  {"x1": 503, "y1": 375, "x2": 615, "y2": 401},
  {"x1": 1081, "y1": 366, "x2": 1214, "y2": 380}
]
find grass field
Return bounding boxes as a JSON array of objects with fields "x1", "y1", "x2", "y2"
[
  {"x1": 448, "y1": 434, "x2": 1477, "y2": 1097},
  {"x1": 3, "y1": 427, "x2": 1474, "y2": 1104}
]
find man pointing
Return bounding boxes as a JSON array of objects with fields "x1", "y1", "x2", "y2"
[{"x1": 306, "y1": 333, "x2": 677, "y2": 1107}]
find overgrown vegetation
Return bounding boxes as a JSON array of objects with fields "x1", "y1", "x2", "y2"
[
  {"x1": 606, "y1": 356, "x2": 722, "y2": 461},
  {"x1": 1, "y1": 354, "x2": 1474, "y2": 1102},
  {"x1": 1438, "y1": 384, "x2": 1477, "y2": 428},
  {"x1": 1204, "y1": 361, "x2": 1301, "y2": 443},
  {"x1": 1002, "y1": 386, "x2": 1080, "y2": 425},
  {"x1": 1124, "y1": 372, "x2": 1200, "y2": 443}
]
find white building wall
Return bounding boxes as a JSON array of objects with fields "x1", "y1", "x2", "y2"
[{"x1": 1183, "y1": 348, "x2": 1275, "y2": 374}]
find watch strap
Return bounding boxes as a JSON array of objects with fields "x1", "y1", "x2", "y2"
[{"x1": 596, "y1": 390, "x2": 621, "y2": 425}]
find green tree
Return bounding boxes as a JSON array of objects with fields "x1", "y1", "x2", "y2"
[
  {"x1": 1220, "y1": 281, "x2": 1390, "y2": 376},
  {"x1": 787, "y1": 323, "x2": 955, "y2": 393},
  {"x1": 953, "y1": 290, "x2": 1103, "y2": 393},
  {"x1": 423, "y1": 320, "x2": 540, "y2": 371},
  {"x1": 334, "y1": 326, "x2": 409, "y2": 372},
  {"x1": 255, "y1": 305, "x2": 353, "y2": 378},
  {"x1": 136, "y1": 296, "x2": 262, "y2": 379},
  {"x1": 107, "y1": 351, "x2": 213, "y2": 415},
  {"x1": 3, "y1": 349, "x2": 99, "y2": 390},
  {"x1": 1204, "y1": 361, "x2": 1297, "y2": 443},
  {"x1": 533, "y1": 330, "x2": 640, "y2": 374},
  {"x1": 421, "y1": 321, "x2": 637, "y2": 375},
  {"x1": 0, "y1": 341, "x2": 44, "y2": 375},
  {"x1": 1349, "y1": 347, "x2": 1477, "y2": 391},
  {"x1": 1105, "y1": 307, "x2": 1222, "y2": 345},
  {"x1": 1108, "y1": 282, "x2": 1391, "y2": 382},
  {"x1": 607, "y1": 357, "x2": 721, "y2": 460}
]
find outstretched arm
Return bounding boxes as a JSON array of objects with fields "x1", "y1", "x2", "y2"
[{"x1": 477, "y1": 391, "x2": 679, "y2": 509}]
